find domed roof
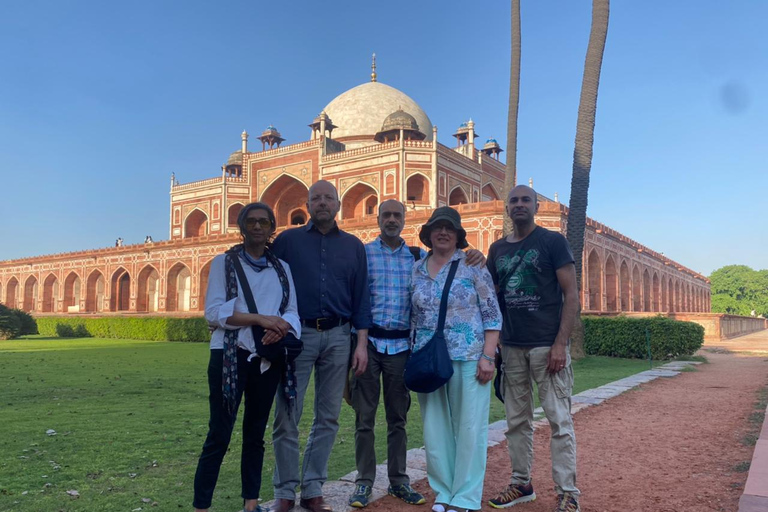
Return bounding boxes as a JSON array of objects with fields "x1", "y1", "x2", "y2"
[
  {"x1": 322, "y1": 82, "x2": 433, "y2": 142},
  {"x1": 226, "y1": 150, "x2": 243, "y2": 166},
  {"x1": 381, "y1": 108, "x2": 421, "y2": 132}
]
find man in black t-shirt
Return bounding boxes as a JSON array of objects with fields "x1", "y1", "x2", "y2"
[{"x1": 487, "y1": 185, "x2": 581, "y2": 512}]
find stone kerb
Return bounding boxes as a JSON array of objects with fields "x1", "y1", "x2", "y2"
[{"x1": 739, "y1": 400, "x2": 768, "y2": 511}]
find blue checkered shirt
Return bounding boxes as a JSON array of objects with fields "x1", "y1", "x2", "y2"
[{"x1": 365, "y1": 237, "x2": 426, "y2": 354}]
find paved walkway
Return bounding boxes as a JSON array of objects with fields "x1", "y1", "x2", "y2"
[
  {"x1": 261, "y1": 360, "x2": 701, "y2": 512},
  {"x1": 706, "y1": 329, "x2": 768, "y2": 512}
]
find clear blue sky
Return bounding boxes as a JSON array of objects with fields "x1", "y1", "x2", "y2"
[{"x1": 1, "y1": 1, "x2": 765, "y2": 276}]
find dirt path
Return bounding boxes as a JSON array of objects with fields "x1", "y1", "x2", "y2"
[{"x1": 366, "y1": 332, "x2": 768, "y2": 512}]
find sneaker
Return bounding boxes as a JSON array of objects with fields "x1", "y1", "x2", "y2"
[
  {"x1": 349, "y1": 484, "x2": 373, "y2": 508},
  {"x1": 488, "y1": 482, "x2": 536, "y2": 508},
  {"x1": 388, "y1": 483, "x2": 426, "y2": 505},
  {"x1": 554, "y1": 493, "x2": 579, "y2": 512}
]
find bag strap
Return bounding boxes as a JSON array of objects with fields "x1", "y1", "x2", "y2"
[
  {"x1": 436, "y1": 260, "x2": 460, "y2": 333},
  {"x1": 228, "y1": 252, "x2": 266, "y2": 342},
  {"x1": 409, "y1": 246, "x2": 422, "y2": 261}
]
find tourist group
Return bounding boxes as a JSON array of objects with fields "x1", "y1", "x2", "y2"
[{"x1": 192, "y1": 180, "x2": 580, "y2": 512}]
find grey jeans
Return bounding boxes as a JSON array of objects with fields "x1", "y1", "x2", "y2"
[
  {"x1": 272, "y1": 323, "x2": 351, "y2": 500},
  {"x1": 350, "y1": 343, "x2": 410, "y2": 487},
  {"x1": 501, "y1": 345, "x2": 579, "y2": 496}
]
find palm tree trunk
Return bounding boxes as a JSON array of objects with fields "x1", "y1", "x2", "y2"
[
  {"x1": 567, "y1": 0, "x2": 610, "y2": 359},
  {"x1": 503, "y1": 0, "x2": 521, "y2": 236}
]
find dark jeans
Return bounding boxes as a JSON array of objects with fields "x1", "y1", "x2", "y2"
[
  {"x1": 193, "y1": 348, "x2": 282, "y2": 509},
  {"x1": 350, "y1": 343, "x2": 411, "y2": 487}
]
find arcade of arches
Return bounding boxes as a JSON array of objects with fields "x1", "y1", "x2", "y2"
[{"x1": 0, "y1": 201, "x2": 710, "y2": 316}]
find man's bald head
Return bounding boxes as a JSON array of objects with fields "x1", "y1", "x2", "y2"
[{"x1": 506, "y1": 184, "x2": 539, "y2": 226}]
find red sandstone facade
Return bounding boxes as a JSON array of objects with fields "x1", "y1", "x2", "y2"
[{"x1": 0, "y1": 74, "x2": 710, "y2": 316}]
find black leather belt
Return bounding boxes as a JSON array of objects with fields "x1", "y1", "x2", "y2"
[
  {"x1": 302, "y1": 317, "x2": 350, "y2": 332},
  {"x1": 369, "y1": 325, "x2": 410, "y2": 339}
]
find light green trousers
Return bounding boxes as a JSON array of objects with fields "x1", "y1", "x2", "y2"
[
  {"x1": 418, "y1": 360, "x2": 491, "y2": 510},
  {"x1": 501, "y1": 345, "x2": 579, "y2": 496}
]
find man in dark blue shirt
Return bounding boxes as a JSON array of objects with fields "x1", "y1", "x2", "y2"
[{"x1": 271, "y1": 179, "x2": 371, "y2": 512}]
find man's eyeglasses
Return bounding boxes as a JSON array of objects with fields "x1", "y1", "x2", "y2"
[{"x1": 245, "y1": 218, "x2": 272, "y2": 229}]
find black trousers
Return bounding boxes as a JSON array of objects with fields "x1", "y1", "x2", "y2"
[{"x1": 193, "y1": 348, "x2": 282, "y2": 509}]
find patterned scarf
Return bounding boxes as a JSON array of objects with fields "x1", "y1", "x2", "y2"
[{"x1": 221, "y1": 244, "x2": 294, "y2": 417}]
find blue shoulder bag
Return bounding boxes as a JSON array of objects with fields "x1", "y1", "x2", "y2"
[{"x1": 404, "y1": 259, "x2": 459, "y2": 393}]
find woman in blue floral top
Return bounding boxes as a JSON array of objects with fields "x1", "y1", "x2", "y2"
[{"x1": 410, "y1": 206, "x2": 502, "y2": 512}]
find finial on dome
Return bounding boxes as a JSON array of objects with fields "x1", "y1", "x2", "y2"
[{"x1": 371, "y1": 53, "x2": 377, "y2": 82}]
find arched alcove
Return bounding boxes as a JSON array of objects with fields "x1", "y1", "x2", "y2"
[
  {"x1": 137, "y1": 265, "x2": 160, "y2": 312},
  {"x1": 448, "y1": 186, "x2": 468, "y2": 206},
  {"x1": 42, "y1": 273, "x2": 58, "y2": 313},
  {"x1": 260, "y1": 175, "x2": 310, "y2": 227},
  {"x1": 587, "y1": 250, "x2": 602, "y2": 311},
  {"x1": 481, "y1": 183, "x2": 500, "y2": 202},
  {"x1": 341, "y1": 182, "x2": 378, "y2": 220},
  {"x1": 167, "y1": 263, "x2": 192, "y2": 312},
  {"x1": 4, "y1": 277, "x2": 19, "y2": 308},
  {"x1": 228, "y1": 203, "x2": 244, "y2": 227},
  {"x1": 63, "y1": 272, "x2": 81, "y2": 311},
  {"x1": 184, "y1": 209, "x2": 209, "y2": 238},
  {"x1": 406, "y1": 174, "x2": 429, "y2": 205},
  {"x1": 632, "y1": 266, "x2": 642, "y2": 311},
  {"x1": 23, "y1": 275, "x2": 38, "y2": 312},
  {"x1": 85, "y1": 270, "x2": 106, "y2": 312},
  {"x1": 110, "y1": 268, "x2": 130, "y2": 312},
  {"x1": 198, "y1": 259, "x2": 213, "y2": 312},
  {"x1": 642, "y1": 269, "x2": 651, "y2": 312},
  {"x1": 605, "y1": 255, "x2": 618, "y2": 311},
  {"x1": 619, "y1": 261, "x2": 630, "y2": 311}
]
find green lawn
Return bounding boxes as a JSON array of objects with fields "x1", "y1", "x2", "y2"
[{"x1": 0, "y1": 337, "x2": 665, "y2": 512}]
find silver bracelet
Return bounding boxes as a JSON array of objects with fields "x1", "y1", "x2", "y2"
[{"x1": 480, "y1": 353, "x2": 495, "y2": 362}]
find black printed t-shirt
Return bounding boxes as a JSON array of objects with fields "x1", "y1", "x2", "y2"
[{"x1": 487, "y1": 226, "x2": 575, "y2": 348}]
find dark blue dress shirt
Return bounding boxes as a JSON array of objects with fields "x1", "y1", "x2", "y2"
[{"x1": 272, "y1": 221, "x2": 372, "y2": 330}]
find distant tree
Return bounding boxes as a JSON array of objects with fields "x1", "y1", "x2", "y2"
[{"x1": 710, "y1": 265, "x2": 768, "y2": 317}]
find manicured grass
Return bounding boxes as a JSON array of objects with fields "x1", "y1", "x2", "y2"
[{"x1": 1, "y1": 337, "x2": 667, "y2": 511}]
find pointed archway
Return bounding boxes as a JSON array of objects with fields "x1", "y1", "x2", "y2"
[
  {"x1": 448, "y1": 186, "x2": 469, "y2": 206},
  {"x1": 137, "y1": 265, "x2": 161, "y2": 312},
  {"x1": 642, "y1": 269, "x2": 651, "y2": 312},
  {"x1": 42, "y1": 273, "x2": 59, "y2": 313},
  {"x1": 619, "y1": 261, "x2": 630, "y2": 312},
  {"x1": 23, "y1": 275, "x2": 38, "y2": 312},
  {"x1": 167, "y1": 262, "x2": 192, "y2": 312},
  {"x1": 110, "y1": 267, "x2": 131, "y2": 312},
  {"x1": 341, "y1": 182, "x2": 378, "y2": 220},
  {"x1": 63, "y1": 272, "x2": 81, "y2": 312},
  {"x1": 652, "y1": 272, "x2": 661, "y2": 312},
  {"x1": 4, "y1": 277, "x2": 19, "y2": 308},
  {"x1": 605, "y1": 255, "x2": 618, "y2": 312},
  {"x1": 228, "y1": 203, "x2": 244, "y2": 228},
  {"x1": 481, "y1": 183, "x2": 500, "y2": 202},
  {"x1": 85, "y1": 270, "x2": 106, "y2": 312},
  {"x1": 587, "y1": 250, "x2": 602, "y2": 311},
  {"x1": 184, "y1": 209, "x2": 209, "y2": 238},
  {"x1": 632, "y1": 266, "x2": 641, "y2": 311},
  {"x1": 406, "y1": 174, "x2": 430, "y2": 206},
  {"x1": 198, "y1": 259, "x2": 213, "y2": 312},
  {"x1": 260, "y1": 175, "x2": 310, "y2": 227}
]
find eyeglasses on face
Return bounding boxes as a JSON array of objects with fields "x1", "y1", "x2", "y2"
[
  {"x1": 433, "y1": 223, "x2": 457, "y2": 233},
  {"x1": 245, "y1": 218, "x2": 272, "y2": 229}
]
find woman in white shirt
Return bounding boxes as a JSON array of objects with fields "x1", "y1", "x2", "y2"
[{"x1": 193, "y1": 203, "x2": 301, "y2": 512}]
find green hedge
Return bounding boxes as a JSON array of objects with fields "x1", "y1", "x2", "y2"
[
  {"x1": 36, "y1": 316, "x2": 210, "y2": 342},
  {"x1": 0, "y1": 304, "x2": 38, "y2": 340},
  {"x1": 584, "y1": 315, "x2": 704, "y2": 359}
]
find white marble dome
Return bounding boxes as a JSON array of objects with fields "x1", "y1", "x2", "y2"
[{"x1": 322, "y1": 82, "x2": 433, "y2": 143}]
